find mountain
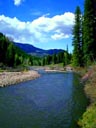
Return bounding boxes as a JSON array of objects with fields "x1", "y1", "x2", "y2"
[{"x1": 14, "y1": 43, "x2": 64, "y2": 57}]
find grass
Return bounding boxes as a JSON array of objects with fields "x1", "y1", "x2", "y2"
[
  {"x1": 48, "y1": 63, "x2": 64, "y2": 67},
  {"x1": 78, "y1": 65, "x2": 96, "y2": 128},
  {"x1": 78, "y1": 103, "x2": 96, "y2": 128},
  {"x1": 0, "y1": 69, "x2": 4, "y2": 72},
  {"x1": 44, "y1": 63, "x2": 64, "y2": 70}
]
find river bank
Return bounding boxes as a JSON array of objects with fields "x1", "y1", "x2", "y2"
[
  {"x1": 0, "y1": 65, "x2": 73, "y2": 87},
  {"x1": 78, "y1": 65, "x2": 96, "y2": 128},
  {"x1": 0, "y1": 70, "x2": 40, "y2": 87}
]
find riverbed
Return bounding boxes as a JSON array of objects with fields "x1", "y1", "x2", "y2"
[{"x1": 0, "y1": 71, "x2": 88, "y2": 128}]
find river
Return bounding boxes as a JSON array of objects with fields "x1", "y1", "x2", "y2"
[{"x1": 0, "y1": 71, "x2": 88, "y2": 128}]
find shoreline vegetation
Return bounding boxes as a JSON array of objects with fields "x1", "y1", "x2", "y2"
[
  {"x1": 78, "y1": 65, "x2": 96, "y2": 128},
  {"x1": 0, "y1": 70, "x2": 40, "y2": 87}
]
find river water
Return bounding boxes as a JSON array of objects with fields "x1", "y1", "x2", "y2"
[{"x1": 0, "y1": 71, "x2": 88, "y2": 128}]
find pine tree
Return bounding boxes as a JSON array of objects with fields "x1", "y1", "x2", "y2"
[
  {"x1": 6, "y1": 43, "x2": 15, "y2": 66},
  {"x1": 46, "y1": 55, "x2": 52, "y2": 65},
  {"x1": 0, "y1": 33, "x2": 9, "y2": 63},
  {"x1": 83, "y1": 0, "x2": 96, "y2": 65},
  {"x1": 72, "y1": 6, "x2": 83, "y2": 67},
  {"x1": 52, "y1": 53, "x2": 57, "y2": 64},
  {"x1": 57, "y1": 52, "x2": 64, "y2": 63}
]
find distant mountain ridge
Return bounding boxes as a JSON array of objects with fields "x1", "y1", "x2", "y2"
[{"x1": 14, "y1": 43, "x2": 64, "y2": 57}]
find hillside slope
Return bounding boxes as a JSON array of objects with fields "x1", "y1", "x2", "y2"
[{"x1": 14, "y1": 43, "x2": 64, "y2": 56}]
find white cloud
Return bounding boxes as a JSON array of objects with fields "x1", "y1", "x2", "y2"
[
  {"x1": 51, "y1": 33, "x2": 69, "y2": 40},
  {"x1": 13, "y1": 0, "x2": 24, "y2": 6},
  {"x1": 0, "y1": 12, "x2": 74, "y2": 44}
]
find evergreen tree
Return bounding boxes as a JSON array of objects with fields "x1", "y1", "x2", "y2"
[
  {"x1": 52, "y1": 53, "x2": 57, "y2": 64},
  {"x1": 14, "y1": 54, "x2": 21, "y2": 66},
  {"x1": 83, "y1": 0, "x2": 96, "y2": 65},
  {"x1": 72, "y1": 6, "x2": 83, "y2": 67},
  {"x1": 6, "y1": 43, "x2": 15, "y2": 66},
  {"x1": 0, "y1": 33, "x2": 9, "y2": 63},
  {"x1": 42, "y1": 57, "x2": 46, "y2": 66},
  {"x1": 45, "y1": 55, "x2": 52, "y2": 65},
  {"x1": 57, "y1": 52, "x2": 64, "y2": 63},
  {"x1": 64, "y1": 52, "x2": 69, "y2": 66}
]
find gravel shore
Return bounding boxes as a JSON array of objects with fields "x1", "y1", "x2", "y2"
[{"x1": 0, "y1": 70, "x2": 40, "y2": 87}]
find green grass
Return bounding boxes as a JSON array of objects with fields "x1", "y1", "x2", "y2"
[
  {"x1": 78, "y1": 103, "x2": 96, "y2": 128},
  {"x1": 48, "y1": 63, "x2": 64, "y2": 67},
  {"x1": 0, "y1": 69, "x2": 4, "y2": 72},
  {"x1": 44, "y1": 63, "x2": 64, "y2": 70}
]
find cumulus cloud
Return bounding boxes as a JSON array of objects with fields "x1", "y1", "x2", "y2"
[
  {"x1": 51, "y1": 33, "x2": 69, "y2": 40},
  {"x1": 13, "y1": 0, "x2": 24, "y2": 6},
  {"x1": 0, "y1": 12, "x2": 74, "y2": 44}
]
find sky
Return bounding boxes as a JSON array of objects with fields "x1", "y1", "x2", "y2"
[{"x1": 0, "y1": 0, "x2": 84, "y2": 52}]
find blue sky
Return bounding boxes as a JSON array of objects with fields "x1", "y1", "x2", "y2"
[{"x1": 0, "y1": 0, "x2": 84, "y2": 52}]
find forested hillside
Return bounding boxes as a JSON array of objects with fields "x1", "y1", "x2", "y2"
[
  {"x1": 0, "y1": 32, "x2": 41, "y2": 67},
  {"x1": 0, "y1": 32, "x2": 71, "y2": 67}
]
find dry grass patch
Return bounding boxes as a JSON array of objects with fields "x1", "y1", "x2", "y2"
[{"x1": 0, "y1": 70, "x2": 40, "y2": 87}]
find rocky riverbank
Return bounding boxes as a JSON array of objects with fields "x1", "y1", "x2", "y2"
[{"x1": 0, "y1": 70, "x2": 40, "y2": 87}]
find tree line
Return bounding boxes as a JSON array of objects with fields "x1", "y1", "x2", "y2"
[
  {"x1": 0, "y1": 32, "x2": 41, "y2": 67},
  {"x1": 41, "y1": 50, "x2": 71, "y2": 66},
  {"x1": 72, "y1": 0, "x2": 96, "y2": 67}
]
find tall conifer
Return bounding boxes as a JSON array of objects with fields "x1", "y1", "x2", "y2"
[
  {"x1": 72, "y1": 6, "x2": 83, "y2": 66},
  {"x1": 83, "y1": 0, "x2": 96, "y2": 65}
]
